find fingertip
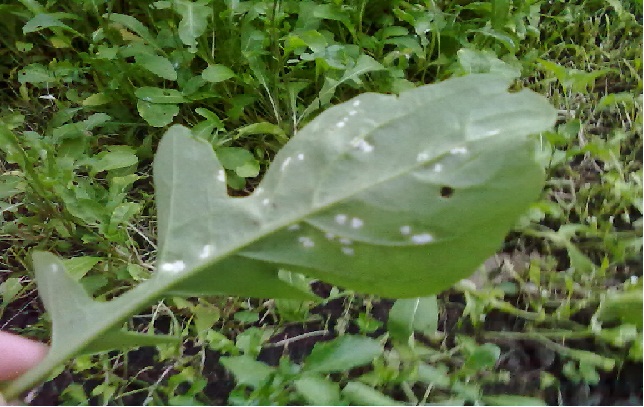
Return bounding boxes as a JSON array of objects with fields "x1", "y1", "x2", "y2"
[{"x1": 0, "y1": 331, "x2": 49, "y2": 381}]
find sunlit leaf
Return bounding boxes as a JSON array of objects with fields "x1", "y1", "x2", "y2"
[
  {"x1": 303, "y1": 335, "x2": 382, "y2": 373},
  {"x1": 202, "y1": 65, "x2": 235, "y2": 83}
]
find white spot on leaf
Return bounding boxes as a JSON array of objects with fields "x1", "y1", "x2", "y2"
[
  {"x1": 336, "y1": 121, "x2": 346, "y2": 128},
  {"x1": 349, "y1": 110, "x2": 357, "y2": 116},
  {"x1": 297, "y1": 153, "x2": 305, "y2": 161},
  {"x1": 400, "y1": 225, "x2": 411, "y2": 235},
  {"x1": 351, "y1": 138, "x2": 374, "y2": 153},
  {"x1": 411, "y1": 233, "x2": 434, "y2": 244},
  {"x1": 335, "y1": 214, "x2": 347, "y2": 225},
  {"x1": 350, "y1": 217, "x2": 363, "y2": 229},
  {"x1": 341, "y1": 247, "x2": 355, "y2": 256},
  {"x1": 353, "y1": 100, "x2": 360, "y2": 107},
  {"x1": 298, "y1": 236, "x2": 314, "y2": 248},
  {"x1": 255, "y1": 187, "x2": 264, "y2": 194},
  {"x1": 416, "y1": 152, "x2": 429, "y2": 162},
  {"x1": 433, "y1": 163, "x2": 443, "y2": 173},
  {"x1": 199, "y1": 245, "x2": 214, "y2": 259},
  {"x1": 450, "y1": 146, "x2": 468, "y2": 155},
  {"x1": 287, "y1": 224, "x2": 301, "y2": 231},
  {"x1": 281, "y1": 156, "x2": 292, "y2": 171},
  {"x1": 339, "y1": 237, "x2": 353, "y2": 245},
  {"x1": 325, "y1": 232, "x2": 335, "y2": 240},
  {"x1": 217, "y1": 170, "x2": 225, "y2": 182},
  {"x1": 262, "y1": 198, "x2": 270, "y2": 206},
  {"x1": 160, "y1": 260, "x2": 186, "y2": 273}
]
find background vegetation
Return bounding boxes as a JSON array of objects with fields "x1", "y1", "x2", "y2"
[{"x1": 0, "y1": 0, "x2": 641, "y2": 405}]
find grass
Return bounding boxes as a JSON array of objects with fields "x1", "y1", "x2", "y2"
[{"x1": 0, "y1": 0, "x2": 642, "y2": 405}]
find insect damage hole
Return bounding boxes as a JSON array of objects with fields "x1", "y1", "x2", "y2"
[{"x1": 440, "y1": 186, "x2": 454, "y2": 198}]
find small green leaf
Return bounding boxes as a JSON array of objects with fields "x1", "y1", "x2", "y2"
[
  {"x1": 95, "y1": 45, "x2": 118, "y2": 59},
  {"x1": 304, "y1": 335, "x2": 382, "y2": 373},
  {"x1": 104, "y1": 13, "x2": 158, "y2": 47},
  {"x1": 108, "y1": 203, "x2": 141, "y2": 235},
  {"x1": 23, "y1": 14, "x2": 76, "y2": 34},
  {"x1": 235, "y1": 122, "x2": 288, "y2": 143},
  {"x1": 194, "y1": 108, "x2": 223, "y2": 125},
  {"x1": 597, "y1": 92, "x2": 635, "y2": 111},
  {"x1": 629, "y1": 334, "x2": 642, "y2": 361},
  {"x1": 202, "y1": 65, "x2": 235, "y2": 83},
  {"x1": 137, "y1": 101, "x2": 179, "y2": 127},
  {"x1": 294, "y1": 375, "x2": 341, "y2": 406},
  {"x1": 482, "y1": 395, "x2": 546, "y2": 406},
  {"x1": 220, "y1": 356, "x2": 274, "y2": 388},
  {"x1": 463, "y1": 343, "x2": 501, "y2": 371},
  {"x1": 0, "y1": 278, "x2": 23, "y2": 304},
  {"x1": 81, "y1": 329, "x2": 180, "y2": 354},
  {"x1": 595, "y1": 289, "x2": 643, "y2": 329},
  {"x1": 388, "y1": 295, "x2": 438, "y2": 343},
  {"x1": 89, "y1": 146, "x2": 138, "y2": 174},
  {"x1": 18, "y1": 63, "x2": 55, "y2": 84},
  {"x1": 193, "y1": 303, "x2": 220, "y2": 336},
  {"x1": 300, "y1": 55, "x2": 385, "y2": 122},
  {"x1": 233, "y1": 311, "x2": 259, "y2": 323},
  {"x1": 174, "y1": 0, "x2": 210, "y2": 49},
  {"x1": 135, "y1": 54, "x2": 177, "y2": 80},
  {"x1": 82, "y1": 93, "x2": 111, "y2": 106},
  {"x1": 215, "y1": 147, "x2": 253, "y2": 170},
  {"x1": 341, "y1": 382, "x2": 403, "y2": 406},
  {"x1": 456, "y1": 48, "x2": 520, "y2": 79},
  {"x1": 216, "y1": 147, "x2": 260, "y2": 178},
  {"x1": 565, "y1": 242, "x2": 596, "y2": 274},
  {"x1": 16, "y1": 41, "x2": 33, "y2": 52},
  {"x1": 135, "y1": 87, "x2": 186, "y2": 104},
  {"x1": 235, "y1": 162, "x2": 260, "y2": 178},
  {"x1": 61, "y1": 256, "x2": 102, "y2": 281},
  {"x1": 416, "y1": 363, "x2": 451, "y2": 388}
]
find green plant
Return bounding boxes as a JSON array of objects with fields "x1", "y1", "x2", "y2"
[{"x1": 0, "y1": 73, "x2": 555, "y2": 401}]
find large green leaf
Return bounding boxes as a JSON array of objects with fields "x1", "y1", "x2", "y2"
[
  {"x1": 153, "y1": 74, "x2": 554, "y2": 298},
  {"x1": 1, "y1": 74, "x2": 555, "y2": 400}
]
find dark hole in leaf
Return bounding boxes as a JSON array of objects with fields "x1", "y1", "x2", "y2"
[{"x1": 440, "y1": 186, "x2": 454, "y2": 198}]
